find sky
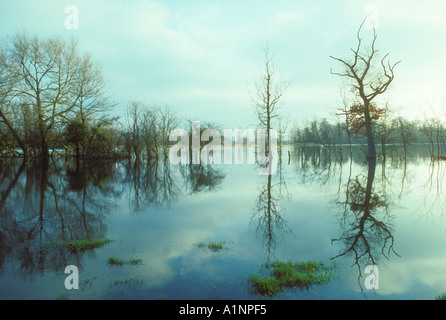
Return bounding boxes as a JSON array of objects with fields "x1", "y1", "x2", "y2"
[{"x1": 0, "y1": 0, "x2": 445, "y2": 131}]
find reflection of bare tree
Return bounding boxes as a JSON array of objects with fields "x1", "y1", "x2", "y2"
[
  {"x1": 0, "y1": 158, "x2": 119, "y2": 276},
  {"x1": 331, "y1": 159, "x2": 399, "y2": 291},
  {"x1": 123, "y1": 158, "x2": 225, "y2": 213},
  {"x1": 124, "y1": 159, "x2": 185, "y2": 211},
  {"x1": 251, "y1": 158, "x2": 290, "y2": 259},
  {"x1": 180, "y1": 163, "x2": 226, "y2": 195},
  {"x1": 62, "y1": 159, "x2": 120, "y2": 239},
  {"x1": 0, "y1": 159, "x2": 25, "y2": 210},
  {"x1": 292, "y1": 145, "x2": 352, "y2": 200},
  {"x1": 419, "y1": 160, "x2": 446, "y2": 229}
]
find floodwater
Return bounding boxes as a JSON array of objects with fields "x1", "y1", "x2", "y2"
[{"x1": 1, "y1": 145, "x2": 445, "y2": 300}]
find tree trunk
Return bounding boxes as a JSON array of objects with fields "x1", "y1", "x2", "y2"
[
  {"x1": 364, "y1": 102, "x2": 376, "y2": 159},
  {"x1": 0, "y1": 110, "x2": 29, "y2": 161},
  {"x1": 39, "y1": 128, "x2": 49, "y2": 158}
]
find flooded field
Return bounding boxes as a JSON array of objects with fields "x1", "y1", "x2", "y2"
[{"x1": 1, "y1": 145, "x2": 446, "y2": 300}]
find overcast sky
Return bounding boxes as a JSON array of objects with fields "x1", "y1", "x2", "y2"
[{"x1": 1, "y1": 0, "x2": 445, "y2": 130}]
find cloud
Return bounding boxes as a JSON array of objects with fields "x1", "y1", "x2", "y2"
[
  {"x1": 1, "y1": 0, "x2": 445, "y2": 126},
  {"x1": 270, "y1": 12, "x2": 305, "y2": 31},
  {"x1": 377, "y1": 258, "x2": 446, "y2": 296}
]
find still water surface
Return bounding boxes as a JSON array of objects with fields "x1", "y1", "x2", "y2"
[{"x1": 1, "y1": 146, "x2": 445, "y2": 299}]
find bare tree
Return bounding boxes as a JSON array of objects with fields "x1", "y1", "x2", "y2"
[
  {"x1": 125, "y1": 100, "x2": 144, "y2": 160},
  {"x1": 69, "y1": 54, "x2": 114, "y2": 157},
  {"x1": 396, "y1": 116, "x2": 416, "y2": 159},
  {"x1": 141, "y1": 106, "x2": 159, "y2": 160},
  {"x1": 421, "y1": 116, "x2": 436, "y2": 160},
  {"x1": 330, "y1": 20, "x2": 400, "y2": 159},
  {"x1": 124, "y1": 102, "x2": 180, "y2": 161},
  {"x1": 0, "y1": 45, "x2": 29, "y2": 157},
  {"x1": 4, "y1": 33, "x2": 90, "y2": 158},
  {"x1": 374, "y1": 103, "x2": 394, "y2": 160},
  {"x1": 336, "y1": 90, "x2": 354, "y2": 159},
  {"x1": 158, "y1": 106, "x2": 180, "y2": 160},
  {"x1": 252, "y1": 46, "x2": 287, "y2": 153}
]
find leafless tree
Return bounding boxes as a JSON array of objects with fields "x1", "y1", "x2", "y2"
[
  {"x1": 158, "y1": 106, "x2": 180, "y2": 160},
  {"x1": 252, "y1": 46, "x2": 287, "y2": 153},
  {"x1": 69, "y1": 53, "x2": 114, "y2": 157},
  {"x1": 125, "y1": 100, "x2": 144, "y2": 160},
  {"x1": 374, "y1": 103, "x2": 395, "y2": 160},
  {"x1": 0, "y1": 45, "x2": 28, "y2": 157},
  {"x1": 141, "y1": 106, "x2": 159, "y2": 160},
  {"x1": 396, "y1": 116, "x2": 416, "y2": 160},
  {"x1": 2, "y1": 33, "x2": 99, "y2": 158},
  {"x1": 330, "y1": 20, "x2": 400, "y2": 159},
  {"x1": 124, "y1": 101, "x2": 181, "y2": 161}
]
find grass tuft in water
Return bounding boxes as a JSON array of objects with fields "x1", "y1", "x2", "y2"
[
  {"x1": 248, "y1": 260, "x2": 336, "y2": 297},
  {"x1": 108, "y1": 256, "x2": 125, "y2": 266},
  {"x1": 107, "y1": 256, "x2": 143, "y2": 266},
  {"x1": 195, "y1": 241, "x2": 230, "y2": 252},
  {"x1": 111, "y1": 277, "x2": 145, "y2": 288},
  {"x1": 128, "y1": 258, "x2": 143, "y2": 265},
  {"x1": 46, "y1": 238, "x2": 113, "y2": 253}
]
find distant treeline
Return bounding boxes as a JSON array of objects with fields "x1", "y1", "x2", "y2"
[{"x1": 290, "y1": 116, "x2": 446, "y2": 160}]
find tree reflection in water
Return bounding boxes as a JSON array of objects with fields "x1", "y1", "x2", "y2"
[
  {"x1": 1, "y1": 145, "x2": 444, "y2": 298},
  {"x1": 0, "y1": 157, "x2": 119, "y2": 277},
  {"x1": 123, "y1": 158, "x2": 226, "y2": 212},
  {"x1": 251, "y1": 159, "x2": 290, "y2": 259},
  {"x1": 331, "y1": 159, "x2": 400, "y2": 291},
  {"x1": 0, "y1": 157, "x2": 227, "y2": 279}
]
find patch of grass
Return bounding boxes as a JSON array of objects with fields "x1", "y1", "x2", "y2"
[
  {"x1": 80, "y1": 277, "x2": 97, "y2": 290},
  {"x1": 45, "y1": 238, "x2": 113, "y2": 253},
  {"x1": 107, "y1": 277, "x2": 145, "y2": 295},
  {"x1": 247, "y1": 260, "x2": 336, "y2": 297},
  {"x1": 107, "y1": 256, "x2": 143, "y2": 266},
  {"x1": 128, "y1": 258, "x2": 143, "y2": 265},
  {"x1": 111, "y1": 277, "x2": 144, "y2": 288},
  {"x1": 248, "y1": 274, "x2": 283, "y2": 297},
  {"x1": 108, "y1": 256, "x2": 125, "y2": 266},
  {"x1": 195, "y1": 241, "x2": 230, "y2": 252}
]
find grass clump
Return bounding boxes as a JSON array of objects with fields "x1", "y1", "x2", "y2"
[
  {"x1": 128, "y1": 258, "x2": 143, "y2": 265},
  {"x1": 107, "y1": 256, "x2": 143, "y2": 266},
  {"x1": 64, "y1": 238, "x2": 113, "y2": 252},
  {"x1": 108, "y1": 256, "x2": 125, "y2": 266},
  {"x1": 46, "y1": 238, "x2": 113, "y2": 253},
  {"x1": 248, "y1": 260, "x2": 336, "y2": 297},
  {"x1": 107, "y1": 277, "x2": 145, "y2": 294},
  {"x1": 112, "y1": 278, "x2": 144, "y2": 287},
  {"x1": 248, "y1": 274, "x2": 283, "y2": 297},
  {"x1": 195, "y1": 241, "x2": 230, "y2": 252}
]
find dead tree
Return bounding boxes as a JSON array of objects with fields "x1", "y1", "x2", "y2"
[
  {"x1": 330, "y1": 20, "x2": 400, "y2": 159},
  {"x1": 252, "y1": 46, "x2": 286, "y2": 154}
]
